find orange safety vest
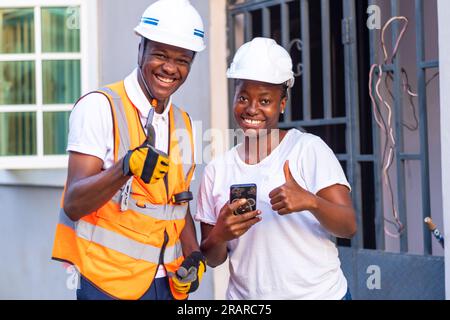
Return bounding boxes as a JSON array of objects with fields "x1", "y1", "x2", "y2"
[{"x1": 52, "y1": 81, "x2": 195, "y2": 300}]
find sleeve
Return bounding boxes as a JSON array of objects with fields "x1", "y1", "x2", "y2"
[
  {"x1": 67, "y1": 92, "x2": 114, "y2": 163},
  {"x1": 299, "y1": 136, "x2": 351, "y2": 195},
  {"x1": 194, "y1": 164, "x2": 218, "y2": 225}
]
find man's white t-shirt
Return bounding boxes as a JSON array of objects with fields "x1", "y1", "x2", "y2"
[
  {"x1": 195, "y1": 129, "x2": 351, "y2": 300},
  {"x1": 66, "y1": 68, "x2": 189, "y2": 278}
]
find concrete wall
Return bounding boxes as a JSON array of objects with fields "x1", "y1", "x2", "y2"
[
  {"x1": 0, "y1": 185, "x2": 73, "y2": 299},
  {"x1": 437, "y1": 0, "x2": 450, "y2": 300}
]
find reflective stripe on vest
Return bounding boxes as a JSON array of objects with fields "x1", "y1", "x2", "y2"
[
  {"x1": 171, "y1": 106, "x2": 194, "y2": 182},
  {"x1": 58, "y1": 209, "x2": 182, "y2": 264},
  {"x1": 111, "y1": 192, "x2": 188, "y2": 221},
  {"x1": 99, "y1": 87, "x2": 131, "y2": 159}
]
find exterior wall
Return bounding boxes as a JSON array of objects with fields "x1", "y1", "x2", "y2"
[
  {"x1": 207, "y1": 0, "x2": 230, "y2": 300},
  {"x1": 0, "y1": 185, "x2": 73, "y2": 299},
  {"x1": 437, "y1": 0, "x2": 450, "y2": 300}
]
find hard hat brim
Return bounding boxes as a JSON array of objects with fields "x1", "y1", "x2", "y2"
[
  {"x1": 134, "y1": 26, "x2": 205, "y2": 53},
  {"x1": 227, "y1": 71, "x2": 295, "y2": 89}
]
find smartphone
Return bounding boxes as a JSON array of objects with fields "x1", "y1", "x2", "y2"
[{"x1": 229, "y1": 184, "x2": 257, "y2": 215}]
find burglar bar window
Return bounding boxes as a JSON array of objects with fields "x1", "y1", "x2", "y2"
[
  {"x1": 227, "y1": 0, "x2": 374, "y2": 248},
  {"x1": 0, "y1": 0, "x2": 95, "y2": 169}
]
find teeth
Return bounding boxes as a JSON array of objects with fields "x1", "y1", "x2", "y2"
[
  {"x1": 157, "y1": 75, "x2": 175, "y2": 83},
  {"x1": 243, "y1": 119, "x2": 262, "y2": 125}
]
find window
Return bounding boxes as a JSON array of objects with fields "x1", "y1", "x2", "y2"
[{"x1": 0, "y1": 0, "x2": 98, "y2": 169}]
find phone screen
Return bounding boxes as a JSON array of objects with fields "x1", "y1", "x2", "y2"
[{"x1": 229, "y1": 184, "x2": 257, "y2": 215}]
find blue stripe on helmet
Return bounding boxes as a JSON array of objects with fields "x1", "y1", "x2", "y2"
[
  {"x1": 142, "y1": 17, "x2": 159, "y2": 22},
  {"x1": 194, "y1": 29, "x2": 204, "y2": 35},
  {"x1": 143, "y1": 20, "x2": 158, "y2": 26},
  {"x1": 141, "y1": 17, "x2": 159, "y2": 25},
  {"x1": 193, "y1": 31, "x2": 204, "y2": 38}
]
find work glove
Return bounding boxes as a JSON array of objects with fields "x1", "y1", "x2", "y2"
[
  {"x1": 171, "y1": 251, "x2": 206, "y2": 294},
  {"x1": 122, "y1": 141, "x2": 169, "y2": 184}
]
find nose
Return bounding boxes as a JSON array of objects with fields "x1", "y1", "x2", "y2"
[
  {"x1": 245, "y1": 100, "x2": 258, "y2": 116},
  {"x1": 161, "y1": 60, "x2": 176, "y2": 75}
]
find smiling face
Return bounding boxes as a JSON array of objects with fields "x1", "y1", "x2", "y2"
[
  {"x1": 139, "y1": 40, "x2": 195, "y2": 102},
  {"x1": 233, "y1": 79, "x2": 287, "y2": 137}
]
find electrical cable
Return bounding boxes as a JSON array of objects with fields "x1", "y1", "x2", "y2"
[
  {"x1": 369, "y1": 16, "x2": 409, "y2": 237},
  {"x1": 369, "y1": 16, "x2": 440, "y2": 239}
]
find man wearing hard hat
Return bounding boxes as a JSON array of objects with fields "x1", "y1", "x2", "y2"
[{"x1": 52, "y1": 0, "x2": 206, "y2": 300}]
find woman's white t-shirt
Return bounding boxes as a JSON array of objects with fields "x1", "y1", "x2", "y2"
[{"x1": 195, "y1": 129, "x2": 351, "y2": 300}]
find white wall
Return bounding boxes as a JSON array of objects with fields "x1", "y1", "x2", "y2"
[
  {"x1": 0, "y1": 185, "x2": 74, "y2": 299},
  {"x1": 207, "y1": 0, "x2": 230, "y2": 300},
  {"x1": 437, "y1": 0, "x2": 450, "y2": 300}
]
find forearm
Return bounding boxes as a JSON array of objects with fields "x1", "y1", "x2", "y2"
[
  {"x1": 64, "y1": 159, "x2": 129, "y2": 221},
  {"x1": 180, "y1": 208, "x2": 200, "y2": 256},
  {"x1": 200, "y1": 228, "x2": 228, "y2": 268},
  {"x1": 310, "y1": 195, "x2": 357, "y2": 239}
]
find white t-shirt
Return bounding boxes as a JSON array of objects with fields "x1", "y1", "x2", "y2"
[
  {"x1": 195, "y1": 129, "x2": 351, "y2": 300},
  {"x1": 67, "y1": 68, "x2": 172, "y2": 169}
]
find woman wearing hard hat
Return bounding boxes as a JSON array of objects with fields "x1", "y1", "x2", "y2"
[
  {"x1": 196, "y1": 38, "x2": 357, "y2": 300},
  {"x1": 52, "y1": 0, "x2": 206, "y2": 300}
]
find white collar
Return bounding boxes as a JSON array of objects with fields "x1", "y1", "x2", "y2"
[{"x1": 124, "y1": 68, "x2": 171, "y2": 121}]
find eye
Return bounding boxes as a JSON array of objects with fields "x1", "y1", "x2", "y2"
[
  {"x1": 260, "y1": 99, "x2": 271, "y2": 105},
  {"x1": 176, "y1": 58, "x2": 191, "y2": 66},
  {"x1": 153, "y1": 53, "x2": 167, "y2": 60},
  {"x1": 238, "y1": 96, "x2": 248, "y2": 103}
]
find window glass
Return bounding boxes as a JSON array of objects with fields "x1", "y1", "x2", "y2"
[
  {"x1": 0, "y1": 61, "x2": 36, "y2": 105},
  {"x1": 42, "y1": 59, "x2": 80, "y2": 104},
  {"x1": 0, "y1": 8, "x2": 35, "y2": 54},
  {"x1": 43, "y1": 111, "x2": 69, "y2": 155},
  {"x1": 41, "y1": 7, "x2": 80, "y2": 53},
  {"x1": 0, "y1": 112, "x2": 36, "y2": 156}
]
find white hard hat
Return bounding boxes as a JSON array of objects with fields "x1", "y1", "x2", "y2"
[
  {"x1": 227, "y1": 37, "x2": 295, "y2": 88},
  {"x1": 134, "y1": 0, "x2": 205, "y2": 52}
]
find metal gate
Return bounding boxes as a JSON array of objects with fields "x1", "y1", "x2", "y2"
[{"x1": 226, "y1": 0, "x2": 443, "y2": 299}]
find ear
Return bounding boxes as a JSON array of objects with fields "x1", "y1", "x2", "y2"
[
  {"x1": 138, "y1": 38, "x2": 146, "y2": 67},
  {"x1": 280, "y1": 96, "x2": 287, "y2": 114}
]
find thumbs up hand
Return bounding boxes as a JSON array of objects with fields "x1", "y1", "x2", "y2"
[{"x1": 268, "y1": 160, "x2": 316, "y2": 215}]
